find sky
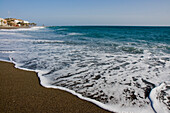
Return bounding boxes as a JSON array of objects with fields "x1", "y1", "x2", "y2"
[{"x1": 0, "y1": 0, "x2": 170, "y2": 26}]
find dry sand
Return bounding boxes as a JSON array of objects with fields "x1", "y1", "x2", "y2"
[
  {"x1": 0, "y1": 61, "x2": 112, "y2": 113},
  {"x1": 0, "y1": 26, "x2": 30, "y2": 29}
]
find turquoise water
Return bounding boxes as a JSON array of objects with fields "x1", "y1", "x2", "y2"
[{"x1": 0, "y1": 26, "x2": 170, "y2": 112}]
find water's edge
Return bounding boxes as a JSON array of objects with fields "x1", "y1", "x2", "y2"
[
  {"x1": 1, "y1": 58, "x2": 160, "y2": 113},
  {"x1": 0, "y1": 59, "x2": 115, "y2": 112},
  {"x1": 1, "y1": 26, "x2": 170, "y2": 113}
]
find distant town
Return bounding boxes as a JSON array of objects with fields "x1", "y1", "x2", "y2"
[{"x1": 0, "y1": 18, "x2": 36, "y2": 28}]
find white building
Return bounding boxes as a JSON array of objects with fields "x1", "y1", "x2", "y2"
[
  {"x1": 23, "y1": 20, "x2": 29, "y2": 24},
  {"x1": 14, "y1": 19, "x2": 23, "y2": 26},
  {"x1": 14, "y1": 20, "x2": 20, "y2": 24}
]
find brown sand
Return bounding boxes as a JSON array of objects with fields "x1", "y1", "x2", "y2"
[
  {"x1": 0, "y1": 61, "x2": 112, "y2": 113},
  {"x1": 0, "y1": 26, "x2": 30, "y2": 29}
]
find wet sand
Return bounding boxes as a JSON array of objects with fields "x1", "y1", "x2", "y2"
[{"x1": 0, "y1": 61, "x2": 112, "y2": 113}]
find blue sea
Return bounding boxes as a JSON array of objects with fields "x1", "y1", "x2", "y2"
[{"x1": 0, "y1": 26, "x2": 170, "y2": 113}]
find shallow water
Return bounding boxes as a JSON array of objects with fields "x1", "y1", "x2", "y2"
[{"x1": 0, "y1": 26, "x2": 170, "y2": 113}]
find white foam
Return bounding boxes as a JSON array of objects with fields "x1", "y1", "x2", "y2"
[
  {"x1": 0, "y1": 50, "x2": 15, "y2": 53},
  {"x1": 57, "y1": 28, "x2": 67, "y2": 31},
  {"x1": 0, "y1": 26, "x2": 45, "y2": 32},
  {"x1": 22, "y1": 26, "x2": 45, "y2": 31},
  {"x1": 4, "y1": 58, "x2": 114, "y2": 112},
  {"x1": 38, "y1": 79, "x2": 154, "y2": 113},
  {"x1": 68, "y1": 33, "x2": 83, "y2": 36},
  {"x1": 6, "y1": 52, "x2": 157, "y2": 113},
  {"x1": 0, "y1": 59, "x2": 12, "y2": 63},
  {"x1": 33, "y1": 40, "x2": 64, "y2": 43},
  {"x1": 0, "y1": 32, "x2": 18, "y2": 35},
  {"x1": 0, "y1": 39, "x2": 64, "y2": 44},
  {"x1": 1, "y1": 26, "x2": 169, "y2": 113},
  {"x1": 0, "y1": 32, "x2": 30, "y2": 37},
  {"x1": 0, "y1": 56, "x2": 152, "y2": 113},
  {"x1": 3, "y1": 41, "x2": 169, "y2": 113},
  {"x1": 149, "y1": 82, "x2": 170, "y2": 113}
]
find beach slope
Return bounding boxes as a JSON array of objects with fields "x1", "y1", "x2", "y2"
[{"x1": 0, "y1": 61, "x2": 111, "y2": 113}]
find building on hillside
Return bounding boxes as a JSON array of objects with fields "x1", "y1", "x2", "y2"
[
  {"x1": 5, "y1": 18, "x2": 31, "y2": 27},
  {"x1": 8, "y1": 21, "x2": 17, "y2": 26},
  {"x1": 5, "y1": 18, "x2": 17, "y2": 26},
  {"x1": 0, "y1": 18, "x2": 8, "y2": 26},
  {"x1": 22, "y1": 20, "x2": 29, "y2": 26},
  {"x1": 14, "y1": 19, "x2": 23, "y2": 26},
  {"x1": 1, "y1": 18, "x2": 36, "y2": 27}
]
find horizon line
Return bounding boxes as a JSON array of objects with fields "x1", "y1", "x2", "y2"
[{"x1": 46, "y1": 24, "x2": 170, "y2": 27}]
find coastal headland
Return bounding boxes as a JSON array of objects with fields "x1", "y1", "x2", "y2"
[
  {"x1": 0, "y1": 61, "x2": 111, "y2": 113},
  {"x1": 0, "y1": 17, "x2": 36, "y2": 29}
]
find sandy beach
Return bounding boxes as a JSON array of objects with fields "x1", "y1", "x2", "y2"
[
  {"x1": 0, "y1": 26, "x2": 30, "y2": 29},
  {"x1": 0, "y1": 61, "x2": 111, "y2": 113}
]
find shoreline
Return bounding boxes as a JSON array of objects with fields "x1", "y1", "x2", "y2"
[
  {"x1": 0, "y1": 26, "x2": 31, "y2": 29},
  {"x1": 0, "y1": 26, "x2": 34, "y2": 29},
  {"x1": 0, "y1": 61, "x2": 112, "y2": 113}
]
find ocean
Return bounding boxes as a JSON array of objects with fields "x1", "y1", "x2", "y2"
[{"x1": 0, "y1": 26, "x2": 169, "y2": 113}]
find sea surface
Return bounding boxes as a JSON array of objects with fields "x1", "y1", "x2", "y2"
[{"x1": 0, "y1": 26, "x2": 170, "y2": 113}]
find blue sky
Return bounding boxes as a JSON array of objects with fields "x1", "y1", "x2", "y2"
[{"x1": 0, "y1": 0, "x2": 170, "y2": 26}]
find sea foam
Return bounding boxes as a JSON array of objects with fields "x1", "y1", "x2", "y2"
[{"x1": 0, "y1": 26, "x2": 170, "y2": 113}]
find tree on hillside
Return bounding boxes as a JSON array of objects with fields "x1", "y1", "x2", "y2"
[
  {"x1": 3, "y1": 21, "x2": 7, "y2": 24},
  {"x1": 29, "y1": 23, "x2": 37, "y2": 26}
]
